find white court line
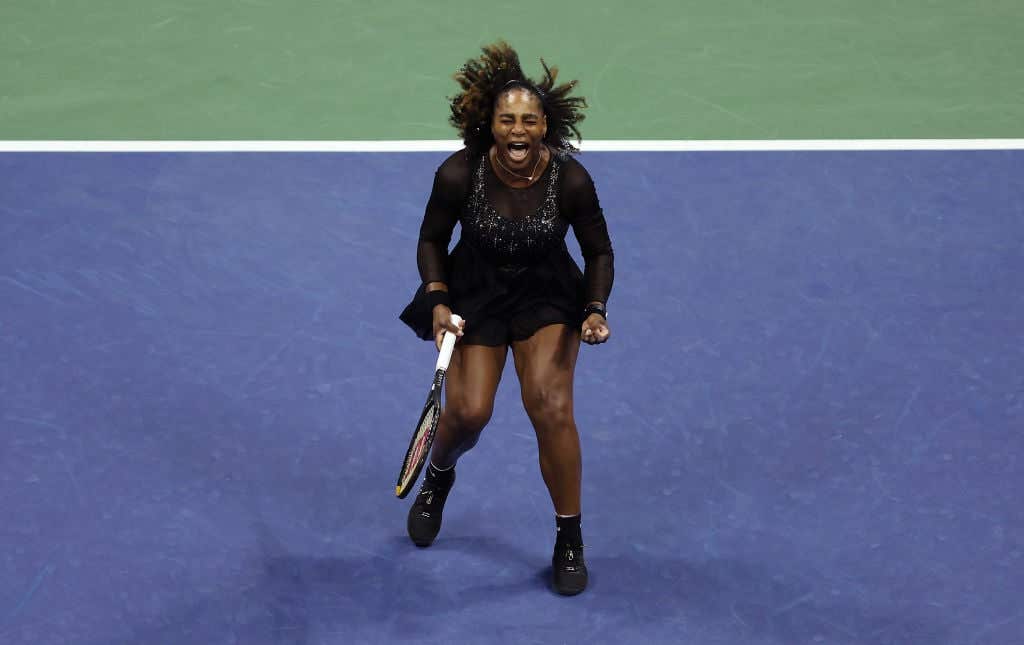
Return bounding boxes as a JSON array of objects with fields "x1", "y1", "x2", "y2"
[{"x1": 0, "y1": 139, "x2": 1023, "y2": 152}]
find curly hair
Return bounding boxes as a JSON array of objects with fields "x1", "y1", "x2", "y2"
[{"x1": 448, "y1": 41, "x2": 587, "y2": 155}]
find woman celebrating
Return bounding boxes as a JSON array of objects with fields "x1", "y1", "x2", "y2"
[{"x1": 399, "y1": 41, "x2": 614, "y2": 595}]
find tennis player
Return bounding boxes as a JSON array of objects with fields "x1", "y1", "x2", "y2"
[{"x1": 399, "y1": 41, "x2": 614, "y2": 595}]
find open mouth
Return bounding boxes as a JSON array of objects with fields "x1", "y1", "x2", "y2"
[{"x1": 507, "y1": 142, "x2": 529, "y2": 162}]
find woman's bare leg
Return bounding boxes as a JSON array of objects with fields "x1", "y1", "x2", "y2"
[
  {"x1": 510, "y1": 324, "x2": 582, "y2": 515},
  {"x1": 429, "y1": 343, "x2": 508, "y2": 468}
]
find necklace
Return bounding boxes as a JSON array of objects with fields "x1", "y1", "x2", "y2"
[{"x1": 492, "y1": 145, "x2": 546, "y2": 184}]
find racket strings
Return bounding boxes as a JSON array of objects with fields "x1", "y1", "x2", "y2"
[{"x1": 399, "y1": 406, "x2": 441, "y2": 493}]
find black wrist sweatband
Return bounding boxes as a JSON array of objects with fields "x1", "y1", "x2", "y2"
[
  {"x1": 425, "y1": 289, "x2": 450, "y2": 310},
  {"x1": 583, "y1": 303, "x2": 606, "y2": 320}
]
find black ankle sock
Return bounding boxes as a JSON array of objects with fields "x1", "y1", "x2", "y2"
[
  {"x1": 425, "y1": 462, "x2": 454, "y2": 488},
  {"x1": 555, "y1": 514, "x2": 582, "y2": 547}
]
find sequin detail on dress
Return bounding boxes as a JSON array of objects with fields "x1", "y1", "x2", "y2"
[{"x1": 462, "y1": 155, "x2": 569, "y2": 268}]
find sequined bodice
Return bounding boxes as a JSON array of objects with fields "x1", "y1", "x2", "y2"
[{"x1": 461, "y1": 155, "x2": 570, "y2": 267}]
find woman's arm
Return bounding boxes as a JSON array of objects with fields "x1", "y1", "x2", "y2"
[
  {"x1": 416, "y1": 156, "x2": 469, "y2": 346},
  {"x1": 563, "y1": 159, "x2": 614, "y2": 306},
  {"x1": 563, "y1": 159, "x2": 614, "y2": 344}
]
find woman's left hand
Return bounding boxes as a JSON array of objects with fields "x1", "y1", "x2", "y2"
[{"x1": 581, "y1": 314, "x2": 610, "y2": 345}]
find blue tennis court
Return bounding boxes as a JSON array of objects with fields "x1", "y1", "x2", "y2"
[{"x1": 2, "y1": 150, "x2": 1021, "y2": 644}]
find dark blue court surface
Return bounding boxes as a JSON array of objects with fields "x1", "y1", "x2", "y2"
[{"x1": 2, "y1": 151, "x2": 1022, "y2": 645}]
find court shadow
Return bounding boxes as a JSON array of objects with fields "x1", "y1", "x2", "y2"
[
  {"x1": 104, "y1": 526, "x2": 521, "y2": 645},
  {"x1": 251, "y1": 541, "x2": 558, "y2": 642}
]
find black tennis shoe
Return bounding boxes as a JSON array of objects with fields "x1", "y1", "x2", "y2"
[
  {"x1": 552, "y1": 542, "x2": 588, "y2": 595},
  {"x1": 406, "y1": 472, "x2": 454, "y2": 547}
]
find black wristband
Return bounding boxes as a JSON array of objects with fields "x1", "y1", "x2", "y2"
[
  {"x1": 425, "y1": 288, "x2": 450, "y2": 310},
  {"x1": 583, "y1": 303, "x2": 606, "y2": 320}
]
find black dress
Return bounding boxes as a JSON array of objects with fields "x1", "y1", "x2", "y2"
[{"x1": 399, "y1": 148, "x2": 614, "y2": 346}]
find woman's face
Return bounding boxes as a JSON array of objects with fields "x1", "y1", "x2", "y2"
[{"x1": 491, "y1": 88, "x2": 547, "y2": 171}]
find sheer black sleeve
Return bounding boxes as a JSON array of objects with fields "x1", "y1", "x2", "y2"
[
  {"x1": 561, "y1": 158, "x2": 614, "y2": 304},
  {"x1": 416, "y1": 152, "x2": 471, "y2": 285}
]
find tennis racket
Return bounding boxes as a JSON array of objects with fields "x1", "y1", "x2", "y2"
[{"x1": 395, "y1": 314, "x2": 463, "y2": 498}]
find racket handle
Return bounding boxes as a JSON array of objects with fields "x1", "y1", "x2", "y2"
[{"x1": 436, "y1": 314, "x2": 463, "y2": 371}]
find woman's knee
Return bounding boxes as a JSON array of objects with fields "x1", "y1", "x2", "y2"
[
  {"x1": 446, "y1": 398, "x2": 494, "y2": 435},
  {"x1": 521, "y1": 384, "x2": 575, "y2": 429}
]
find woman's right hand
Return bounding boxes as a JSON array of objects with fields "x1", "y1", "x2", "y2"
[{"x1": 432, "y1": 305, "x2": 465, "y2": 350}]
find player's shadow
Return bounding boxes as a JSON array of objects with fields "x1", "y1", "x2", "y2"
[
  {"x1": 106, "y1": 528, "x2": 531, "y2": 645},
  {"x1": 251, "y1": 532, "x2": 552, "y2": 643}
]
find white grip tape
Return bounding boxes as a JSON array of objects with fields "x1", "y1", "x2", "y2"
[{"x1": 435, "y1": 314, "x2": 463, "y2": 371}]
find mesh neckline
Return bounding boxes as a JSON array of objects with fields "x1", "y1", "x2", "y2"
[{"x1": 476, "y1": 153, "x2": 561, "y2": 223}]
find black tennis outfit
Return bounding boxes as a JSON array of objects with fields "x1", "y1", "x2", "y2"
[{"x1": 400, "y1": 148, "x2": 614, "y2": 346}]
